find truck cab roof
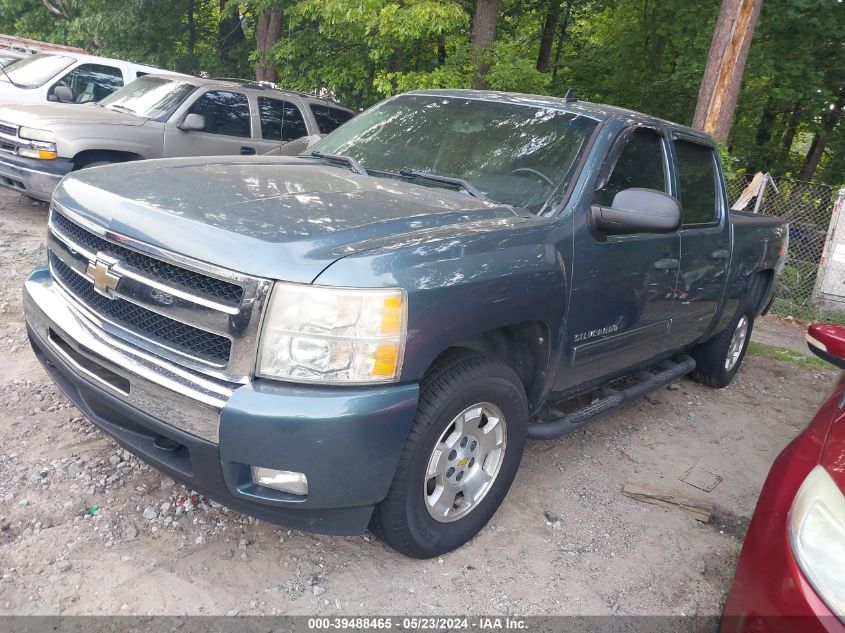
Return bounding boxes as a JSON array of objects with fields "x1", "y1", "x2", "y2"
[{"x1": 409, "y1": 89, "x2": 715, "y2": 147}]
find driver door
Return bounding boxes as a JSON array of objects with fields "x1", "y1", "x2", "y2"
[
  {"x1": 559, "y1": 126, "x2": 681, "y2": 390},
  {"x1": 163, "y1": 89, "x2": 255, "y2": 157}
]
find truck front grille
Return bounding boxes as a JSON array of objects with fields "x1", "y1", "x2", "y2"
[
  {"x1": 0, "y1": 121, "x2": 19, "y2": 155},
  {"x1": 50, "y1": 254, "x2": 232, "y2": 364},
  {"x1": 52, "y1": 212, "x2": 243, "y2": 307},
  {"x1": 46, "y1": 204, "x2": 273, "y2": 381}
]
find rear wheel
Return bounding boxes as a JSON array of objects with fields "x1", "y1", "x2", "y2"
[
  {"x1": 370, "y1": 352, "x2": 527, "y2": 558},
  {"x1": 690, "y1": 304, "x2": 754, "y2": 388}
]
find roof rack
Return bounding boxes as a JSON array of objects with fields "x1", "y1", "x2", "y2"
[
  {"x1": 0, "y1": 33, "x2": 85, "y2": 55},
  {"x1": 212, "y1": 77, "x2": 279, "y2": 90},
  {"x1": 209, "y1": 77, "x2": 353, "y2": 110}
]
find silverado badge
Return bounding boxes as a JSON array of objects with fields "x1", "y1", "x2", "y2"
[{"x1": 85, "y1": 254, "x2": 121, "y2": 298}]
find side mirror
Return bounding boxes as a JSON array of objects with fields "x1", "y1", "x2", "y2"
[
  {"x1": 590, "y1": 188, "x2": 683, "y2": 235},
  {"x1": 807, "y1": 323, "x2": 845, "y2": 369},
  {"x1": 180, "y1": 113, "x2": 206, "y2": 131},
  {"x1": 53, "y1": 85, "x2": 74, "y2": 103}
]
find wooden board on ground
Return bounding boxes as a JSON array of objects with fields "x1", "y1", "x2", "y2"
[{"x1": 622, "y1": 480, "x2": 714, "y2": 522}]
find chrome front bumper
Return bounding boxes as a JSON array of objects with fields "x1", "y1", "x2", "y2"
[
  {"x1": 0, "y1": 156, "x2": 71, "y2": 201},
  {"x1": 24, "y1": 266, "x2": 234, "y2": 442}
]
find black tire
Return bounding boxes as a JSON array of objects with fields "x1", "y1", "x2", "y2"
[
  {"x1": 690, "y1": 303, "x2": 755, "y2": 388},
  {"x1": 79, "y1": 160, "x2": 113, "y2": 169},
  {"x1": 371, "y1": 351, "x2": 528, "y2": 558}
]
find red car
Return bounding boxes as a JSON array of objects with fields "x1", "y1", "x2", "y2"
[{"x1": 721, "y1": 323, "x2": 845, "y2": 633}]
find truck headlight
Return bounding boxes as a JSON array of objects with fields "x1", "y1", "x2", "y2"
[
  {"x1": 256, "y1": 282, "x2": 407, "y2": 384},
  {"x1": 788, "y1": 465, "x2": 845, "y2": 621},
  {"x1": 18, "y1": 127, "x2": 57, "y2": 159},
  {"x1": 19, "y1": 127, "x2": 56, "y2": 143}
]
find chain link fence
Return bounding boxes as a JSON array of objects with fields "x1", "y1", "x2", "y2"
[{"x1": 725, "y1": 175, "x2": 843, "y2": 322}]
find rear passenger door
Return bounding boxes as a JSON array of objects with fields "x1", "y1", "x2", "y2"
[
  {"x1": 163, "y1": 89, "x2": 254, "y2": 157},
  {"x1": 253, "y1": 95, "x2": 310, "y2": 154},
  {"x1": 668, "y1": 135, "x2": 731, "y2": 345}
]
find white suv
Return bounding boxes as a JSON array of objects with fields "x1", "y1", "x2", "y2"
[{"x1": 0, "y1": 51, "x2": 176, "y2": 105}]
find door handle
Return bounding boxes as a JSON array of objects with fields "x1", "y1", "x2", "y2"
[
  {"x1": 654, "y1": 258, "x2": 679, "y2": 270},
  {"x1": 712, "y1": 249, "x2": 730, "y2": 259},
  {"x1": 240, "y1": 146, "x2": 256, "y2": 155}
]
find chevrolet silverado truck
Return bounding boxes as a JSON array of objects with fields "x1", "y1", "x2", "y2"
[
  {"x1": 23, "y1": 90, "x2": 787, "y2": 558},
  {"x1": 0, "y1": 74, "x2": 353, "y2": 201}
]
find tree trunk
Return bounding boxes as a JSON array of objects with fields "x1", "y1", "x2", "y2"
[
  {"x1": 800, "y1": 93, "x2": 844, "y2": 181},
  {"x1": 471, "y1": 0, "x2": 499, "y2": 89},
  {"x1": 219, "y1": 0, "x2": 246, "y2": 73},
  {"x1": 777, "y1": 103, "x2": 801, "y2": 160},
  {"x1": 754, "y1": 93, "x2": 777, "y2": 146},
  {"x1": 255, "y1": 8, "x2": 283, "y2": 82},
  {"x1": 187, "y1": 0, "x2": 196, "y2": 61},
  {"x1": 692, "y1": 0, "x2": 764, "y2": 142},
  {"x1": 536, "y1": 0, "x2": 561, "y2": 72},
  {"x1": 550, "y1": 0, "x2": 572, "y2": 81}
]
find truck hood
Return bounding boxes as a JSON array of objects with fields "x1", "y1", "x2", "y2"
[
  {"x1": 0, "y1": 81, "x2": 40, "y2": 104},
  {"x1": 53, "y1": 156, "x2": 521, "y2": 283},
  {"x1": 0, "y1": 102, "x2": 146, "y2": 129}
]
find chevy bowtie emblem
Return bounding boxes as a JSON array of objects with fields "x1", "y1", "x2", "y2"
[{"x1": 85, "y1": 254, "x2": 121, "y2": 298}]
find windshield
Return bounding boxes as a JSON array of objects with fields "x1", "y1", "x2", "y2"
[
  {"x1": 0, "y1": 53, "x2": 75, "y2": 88},
  {"x1": 0, "y1": 54, "x2": 22, "y2": 69},
  {"x1": 310, "y1": 94, "x2": 598, "y2": 212},
  {"x1": 99, "y1": 76, "x2": 196, "y2": 119}
]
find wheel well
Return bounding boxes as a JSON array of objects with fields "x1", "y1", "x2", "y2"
[
  {"x1": 72, "y1": 149, "x2": 142, "y2": 170},
  {"x1": 749, "y1": 269, "x2": 775, "y2": 316},
  {"x1": 428, "y1": 322, "x2": 550, "y2": 410}
]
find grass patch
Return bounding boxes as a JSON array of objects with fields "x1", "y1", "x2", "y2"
[
  {"x1": 770, "y1": 297, "x2": 845, "y2": 326},
  {"x1": 747, "y1": 341, "x2": 831, "y2": 370}
]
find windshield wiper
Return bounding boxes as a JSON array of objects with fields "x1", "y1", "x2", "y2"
[
  {"x1": 0, "y1": 65, "x2": 25, "y2": 88},
  {"x1": 397, "y1": 168, "x2": 487, "y2": 201},
  {"x1": 310, "y1": 151, "x2": 367, "y2": 176},
  {"x1": 106, "y1": 104, "x2": 141, "y2": 116}
]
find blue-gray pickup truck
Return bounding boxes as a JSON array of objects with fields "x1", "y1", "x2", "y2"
[{"x1": 23, "y1": 90, "x2": 787, "y2": 557}]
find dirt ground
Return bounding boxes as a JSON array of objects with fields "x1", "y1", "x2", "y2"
[{"x1": 0, "y1": 188, "x2": 836, "y2": 617}]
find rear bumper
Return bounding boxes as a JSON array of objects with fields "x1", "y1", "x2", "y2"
[
  {"x1": 24, "y1": 265, "x2": 420, "y2": 535},
  {"x1": 0, "y1": 153, "x2": 71, "y2": 201}
]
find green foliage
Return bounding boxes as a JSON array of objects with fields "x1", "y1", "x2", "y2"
[{"x1": 1, "y1": 0, "x2": 843, "y2": 183}]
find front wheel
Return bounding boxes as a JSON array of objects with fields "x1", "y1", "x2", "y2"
[
  {"x1": 370, "y1": 352, "x2": 528, "y2": 558},
  {"x1": 690, "y1": 305, "x2": 754, "y2": 388}
]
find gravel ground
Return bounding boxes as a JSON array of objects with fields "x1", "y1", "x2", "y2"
[{"x1": 0, "y1": 188, "x2": 835, "y2": 617}]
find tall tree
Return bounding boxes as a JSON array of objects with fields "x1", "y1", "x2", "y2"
[
  {"x1": 218, "y1": 0, "x2": 246, "y2": 74},
  {"x1": 536, "y1": 0, "x2": 561, "y2": 72},
  {"x1": 801, "y1": 90, "x2": 844, "y2": 181},
  {"x1": 692, "y1": 0, "x2": 764, "y2": 142},
  {"x1": 471, "y1": 0, "x2": 499, "y2": 89},
  {"x1": 255, "y1": 7, "x2": 282, "y2": 81}
]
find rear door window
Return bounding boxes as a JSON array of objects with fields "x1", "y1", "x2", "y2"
[
  {"x1": 310, "y1": 104, "x2": 355, "y2": 134},
  {"x1": 596, "y1": 128, "x2": 667, "y2": 207},
  {"x1": 674, "y1": 139, "x2": 719, "y2": 226},
  {"x1": 54, "y1": 63, "x2": 124, "y2": 102},
  {"x1": 187, "y1": 90, "x2": 251, "y2": 138},
  {"x1": 258, "y1": 97, "x2": 308, "y2": 141}
]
